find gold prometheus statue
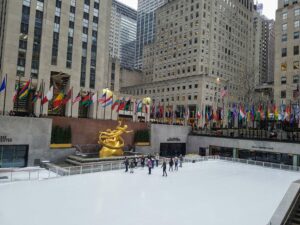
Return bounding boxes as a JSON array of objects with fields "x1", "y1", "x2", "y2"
[{"x1": 98, "y1": 121, "x2": 133, "y2": 158}]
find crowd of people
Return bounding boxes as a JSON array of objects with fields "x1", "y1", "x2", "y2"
[{"x1": 124, "y1": 154, "x2": 184, "y2": 177}]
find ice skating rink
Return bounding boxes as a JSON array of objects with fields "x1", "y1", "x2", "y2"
[{"x1": 0, "y1": 160, "x2": 299, "y2": 225}]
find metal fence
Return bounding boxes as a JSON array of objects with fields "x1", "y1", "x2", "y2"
[{"x1": 2, "y1": 155, "x2": 300, "y2": 183}]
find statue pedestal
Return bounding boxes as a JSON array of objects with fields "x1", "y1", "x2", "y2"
[{"x1": 99, "y1": 146, "x2": 124, "y2": 158}]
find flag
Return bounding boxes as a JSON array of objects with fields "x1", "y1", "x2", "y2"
[
  {"x1": 117, "y1": 98, "x2": 126, "y2": 111},
  {"x1": 62, "y1": 89, "x2": 72, "y2": 105},
  {"x1": 250, "y1": 105, "x2": 255, "y2": 121},
  {"x1": 196, "y1": 106, "x2": 201, "y2": 119},
  {"x1": 81, "y1": 93, "x2": 91, "y2": 107},
  {"x1": 124, "y1": 98, "x2": 131, "y2": 111},
  {"x1": 92, "y1": 93, "x2": 98, "y2": 104},
  {"x1": 53, "y1": 92, "x2": 64, "y2": 109},
  {"x1": 19, "y1": 80, "x2": 31, "y2": 100},
  {"x1": 72, "y1": 92, "x2": 81, "y2": 105},
  {"x1": 102, "y1": 96, "x2": 113, "y2": 108},
  {"x1": 112, "y1": 99, "x2": 120, "y2": 111},
  {"x1": 0, "y1": 77, "x2": 6, "y2": 93},
  {"x1": 98, "y1": 93, "x2": 106, "y2": 103},
  {"x1": 239, "y1": 105, "x2": 245, "y2": 119},
  {"x1": 137, "y1": 100, "x2": 143, "y2": 112},
  {"x1": 13, "y1": 83, "x2": 19, "y2": 103},
  {"x1": 32, "y1": 84, "x2": 42, "y2": 103},
  {"x1": 41, "y1": 86, "x2": 53, "y2": 105}
]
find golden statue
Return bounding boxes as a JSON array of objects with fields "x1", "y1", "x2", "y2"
[{"x1": 98, "y1": 121, "x2": 133, "y2": 158}]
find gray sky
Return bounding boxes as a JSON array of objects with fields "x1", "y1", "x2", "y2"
[{"x1": 117, "y1": 0, "x2": 276, "y2": 19}]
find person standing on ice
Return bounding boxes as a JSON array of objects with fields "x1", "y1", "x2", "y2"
[
  {"x1": 141, "y1": 156, "x2": 145, "y2": 168},
  {"x1": 147, "y1": 158, "x2": 152, "y2": 175},
  {"x1": 174, "y1": 157, "x2": 179, "y2": 171},
  {"x1": 129, "y1": 160, "x2": 135, "y2": 173},
  {"x1": 169, "y1": 158, "x2": 174, "y2": 172},
  {"x1": 162, "y1": 160, "x2": 167, "y2": 176},
  {"x1": 124, "y1": 157, "x2": 129, "y2": 172},
  {"x1": 155, "y1": 153, "x2": 159, "y2": 167},
  {"x1": 179, "y1": 154, "x2": 183, "y2": 167}
]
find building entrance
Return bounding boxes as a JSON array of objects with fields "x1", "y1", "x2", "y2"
[
  {"x1": 160, "y1": 143, "x2": 186, "y2": 157},
  {"x1": 0, "y1": 145, "x2": 28, "y2": 168}
]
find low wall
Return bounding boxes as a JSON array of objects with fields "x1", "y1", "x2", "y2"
[
  {"x1": 187, "y1": 135, "x2": 300, "y2": 155},
  {"x1": 50, "y1": 117, "x2": 149, "y2": 146}
]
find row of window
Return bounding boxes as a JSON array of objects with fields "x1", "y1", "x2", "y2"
[
  {"x1": 282, "y1": 8, "x2": 300, "y2": 20},
  {"x1": 281, "y1": 61, "x2": 300, "y2": 71},
  {"x1": 281, "y1": 45, "x2": 299, "y2": 57}
]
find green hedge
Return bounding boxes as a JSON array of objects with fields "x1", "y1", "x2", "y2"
[
  {"x1": 134, "y1": 129, "x2": 150, "y2": 143},
  {"x1": 51, "y1": 126, "x2": 72, "y2": 144}
]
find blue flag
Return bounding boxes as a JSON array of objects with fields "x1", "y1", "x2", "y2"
[{"x1": 0, "y1": 77, "x2": 6, "y2": 93}]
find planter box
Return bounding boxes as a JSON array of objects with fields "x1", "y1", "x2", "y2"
[
  {"x1": 50, "y1": 144, "x2": 72, "y2": 149},
  {"x1": 135, "y1": 142, "x2": 150, "y2": 146}
]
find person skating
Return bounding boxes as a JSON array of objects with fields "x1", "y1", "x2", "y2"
[
  {"x1": 169, "y1": 158, "x2": 174, "y2": 172},
  {"x1": 174, "y1": 157, "x2": 178, "y2": 171},
  {"x1": 124, "y1": 157, "x2": 129, "y2": 172},
  {"x1": 155, "y1": 153, "x2": 159, "y2": 167},
  {"x1": 141, "y1": 156, "x2": 145, "y2": 168},
  {"x1": 151, "y1": 156, "x2": 155, "y2": 169},
  {"x1": 162, "y1": 160, "x2": 167, "y2": 177},
  {"x1": 134, "y1": 156, "x2": 138, "y2": 167},
  {"x1": 130, "y1": 160, "x2": 135, "y2": 173},
  {"x1": 179, "y1": 154, "x2": 183, "y2": 167},
  {"x1": 147, "y1": 158, "x2": 152, "y2": 175}
]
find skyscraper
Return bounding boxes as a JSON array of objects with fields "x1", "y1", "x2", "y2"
[
  {"x1": 274, "y1": 0, "x2": 300, "y2": 105},
  {"x1": 0, "y1": 0, "x2": 111, "y2": 118},
  {"x1": 135, "y1": 0, "x2": 167, "y2": 70},
  {"x1": 110, "y1": 0, "x2": 137, "y2": 69}
]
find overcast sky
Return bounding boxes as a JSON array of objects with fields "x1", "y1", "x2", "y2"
[{"x1": 117, "y1": 0, "x2": 277, "y2": 19}]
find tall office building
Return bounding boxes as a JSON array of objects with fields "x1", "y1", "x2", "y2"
[
  {"x1": 274, "y1": 0, "x2": 300, "y2": 106},
  {"x1": 0, "y1": 0, "x2": 111, "y2": 118},
  {"x1": 110, "y1": 0, "x2": 137, "y2": 69},
  {"x1": 123, "y1": 0, "x2": 255, "y2": 126},
  {"x1": 135, "y1": 0, "x2": 167, "y2": 70},
  {"x1": 253, "y1": 6, "x2": 275, "y2": 86}
]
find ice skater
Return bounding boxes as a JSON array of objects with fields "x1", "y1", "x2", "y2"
[
  {"x1": 124, "y1": 157, "x2": 129, "y2": 172},
  {"x1": 174, "y1": 157, "x2": 178, "y2": 171},
  {"x1": 155, "y1": 153, "x2": 159, "y2": 167},
  {"x1": 141, "y1": 156, "x2": 145, "y2": 168},
  {"x1": 179, "y1": 154, "x2": 183, "y2": 167},
  {"x1": 151, "y1": 157, "x2": 155, "y2": 169},
  {"x1": 169, "y1": 158, "x2": 174, "y2": 172},
  {"x1": 162, "y1": 160, "x2": 167, "y2": 177},
  {"x1": 130, "y1": 160, "x2": 135, "y2": 173},
  {"x1": 147, "y1": 158, "x2": 152, "y2": 175}
]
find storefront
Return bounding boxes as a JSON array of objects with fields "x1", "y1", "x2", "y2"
[{"x1": 160, "y1": 143, "x2": 186, "y2": 157}]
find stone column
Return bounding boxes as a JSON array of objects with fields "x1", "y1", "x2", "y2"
[
  {"x1": 293, "y1": 155, "x2": 298, "y2": 168},
  {"x1": 233, "y1": 148, "x2": 238, "y2": 159}
]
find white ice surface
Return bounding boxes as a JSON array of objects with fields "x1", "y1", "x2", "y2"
[{"x1": 0, "y1": 160, "x2": 299, "y2": 225}]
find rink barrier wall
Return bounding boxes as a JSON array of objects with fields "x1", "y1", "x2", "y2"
[{"x1": 2, "y1": 155, "x2": 300, "y2": 184}]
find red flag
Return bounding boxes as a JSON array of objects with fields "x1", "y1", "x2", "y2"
[
  {"x1": 62, "y1": 89, "x2": 72, "y2": 105},
  {"x1": 117, "y1": 99, "x2": 126, "y2": 111},
  {"x1": 72, "y1": 92, "x2": 81, "y2": 105}
]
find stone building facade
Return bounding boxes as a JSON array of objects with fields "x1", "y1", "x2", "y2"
[
  {"x1": 0, "y1": 0, "x2": 111, "y2": 118},
  {"x1": 274, "y1": 0, "x2": 300, "y2": 106},
  {"x1": 123, "y1": 0, "x2": 255, "y2": 126}
]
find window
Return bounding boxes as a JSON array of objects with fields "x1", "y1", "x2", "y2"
[
  {"x1": 294, "y1": 61, "x2": 300, "y2": 69},
  {"x1": 194, "y1": 95, "x2": 198, "y2": 100},
  {"x1": 195, "y1": 84, "x2": 198, "y2": 88},
  {"x1": 294, "y1": 46, "x2": 299, "y2": 55},
  {"x1": 282, "y1": 23, "x2": 287, "y2": 31},
  {"x1": 282, "y1": 33, "x2": 287, "y2": 42},
  {"x1": 295, "y1": 20, "x2": 300, "y2": 28},
  {"x1": 293, "y1": 75, "x2": 299, "y2": 83},
  {"x1": 282, "y1": 48, "x2": 287, "y2": 57},
  {"x1": 284, "y1": 0, "x2": 289, "y2": 7},
  {"x1": 295, "y1": 8, "x2": 300, "y2": 16},
  {"x1": 281, "y1": 63, "x2": 287, "y2": 71},
  {"x1": 281, "y1": 76, "x2": 287, "y2": 84},
  {"x1": 294, "y1": 31, "x2": 300, "y2": 39},
  {"x1": 282, "y1": 12, "x2": 288, "y2": 20},
  {"x1": 281, "y1": 90, "x2": 286, "y2": 98}
]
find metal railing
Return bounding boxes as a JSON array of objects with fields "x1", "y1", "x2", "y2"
[{"x1": 2, "y1": 155, "x2": 300, "y2": 184}]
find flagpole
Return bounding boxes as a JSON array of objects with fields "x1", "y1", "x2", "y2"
[
  {"x1": 70, "y1": 87, "x2": 73, "y2": 118},
  {"x1": 104, "y1": 90, "x2": 106, "y2": 120},
  {"x1": 110, "y1": 94, "x2": 113, "y2": 120},
  {"x1": 96, "y1": 90, "x2": 99, "y2": 120},
  {"x1": 16, "y1": 75, "x2": 21, "y2": 113},
  {"x1": 39, "y1": 79, "x2": 43, "y2": 116},
  {"x1": 2, "y1": 74, "x2": 7, "y2": 115}
]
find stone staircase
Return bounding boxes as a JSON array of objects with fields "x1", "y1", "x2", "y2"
[{"x1": 286, "y1": 193, "x2": 300, "y2": 225}]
